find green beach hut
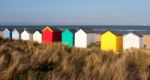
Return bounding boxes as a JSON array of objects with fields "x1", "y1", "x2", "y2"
[{"x1": 62, "y1": 29, "x2": 76, "y2": 47}]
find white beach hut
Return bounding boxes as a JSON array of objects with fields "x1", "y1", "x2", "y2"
[
  {"x1": 12, "y1": 28, "x2": 23, "y2": 40},
  {"x1": 33, "y1": 30, "x2": 42, "y2": 43},
  {"x1": 21, "y1": 29, "x2": 33, "y2": 41},
  {"x1": 123, "y1": 32, "x2": 143, "y2": 50},
  {"x1": 75, "y1": 28, "x2": 96, "y2": 48}
]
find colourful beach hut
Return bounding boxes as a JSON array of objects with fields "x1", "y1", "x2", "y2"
[
  {"x1": 12, "y1": 28, "x2": 23, "y2": 40},
  {"x1": 21, "y1": 29, "x2": 34, "y2": 41},
  {"x1": 75, "y1": 28, "x2": 96, "y2": 48},
  {"x1": 33, "y1": 30, "x2": 42, "y2": 43},
  {"x1": 3, "y1": 28, "x2": 11, "y2": 39},
  {"x1": 42, "y1": 26, "x2": 61, "y2": 44},
  {"x1": 101, "y1": 31, "x2": 123, "y2": 52},
  {"x1": 62, "y1": 29, "x2": 76, "y2": 47},
  {"x1": 123, "y1": 32, "x2": 143, "y2": 50}
]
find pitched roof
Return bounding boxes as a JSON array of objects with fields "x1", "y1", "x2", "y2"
[
  {"x1": 0, "y1": 28, "x2": 16, "y2": 32},
  {"x1": 69, "y1": 29, "x2": 77, "y2": 33},
  {"x1": 42, "y1": 26, "x2": 62, "y2": 32},
  {"x1": 63, "y1": 29, "x2": 77, "y2": 33},
  {"x1": 23, "y1": 28, "x2": 36, "y2": 34},
  {"x1": 33, "y1": 29, "x2": 42, "y2": 33},
  {"x1": 18, "y1": 28, "x2": 24, "y2": 33},
  {"x1": 12, "y1": 28, "x2": 24, "y2": 33},
  {"x1": 101, "y1": 30, "x2": 123, "y2": 36},
  {"x1": 50, "y1": 27, "x2": 62, "y2": 32},
  {"x1": 2, "y1": 28, "x2": 13, "y2": 32},
  {"x1": 126, "y1": 32, "x2": 143, "y2": 37},
  {"x1": 81, "y1": 28, "x2": 95, "y2": 33}
]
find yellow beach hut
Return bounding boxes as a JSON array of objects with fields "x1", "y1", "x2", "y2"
[{"x1": 101, "y1": 31, "x2": 123, "y2": 52}]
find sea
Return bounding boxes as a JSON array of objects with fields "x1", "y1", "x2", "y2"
[{"x1": 0, "y1": 25, "x2": 150, "y2": 34}]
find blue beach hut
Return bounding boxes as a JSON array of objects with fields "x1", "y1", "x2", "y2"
[{"x1": 3, "y1": 28, "x2": 12, "y2": 39}]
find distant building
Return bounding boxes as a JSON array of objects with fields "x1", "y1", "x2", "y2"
[
  {"x1": 101, "y1": 31, "x2": 123, "y2": 52},
  {"x1": 2, "y1": 28, "x2": 11, "y2": 39},
  {"x1": 62, "y1": 29, "x2": 76, "y2": 47},
  {"x1": 42, "y1": 26, "x2": 61, "y2": 44},
  {"x1": 123, "y1": 32, "x2": 143, "y2": 50},
  {"x1": 75, "y1": 28, "x2": 96, "y2": 48},
  {"x1": 33, "y1": 30, "x2": 42, "y2": 43},
  {"x1": 21, "y1": 29, "x2": 34, "y2": 41}
]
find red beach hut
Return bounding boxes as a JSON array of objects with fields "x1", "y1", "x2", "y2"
[{"x1": 42, "y1": 26, "x2": 61, "y2": 44}]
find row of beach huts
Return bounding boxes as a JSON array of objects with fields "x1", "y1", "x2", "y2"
[
  {"x1": 0, "y1": 26, "x2": 96, "y2": 48},
  {"x1": 0, "y1": 26, "x2": 150, "y2": 52}
]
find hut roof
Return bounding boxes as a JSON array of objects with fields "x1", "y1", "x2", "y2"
[
  {"x1": 63, "y1": 29, "x2": 77, "y2": 33},
  {"x1": 33, "y1": 29, "x2": 42, "y2": 33},
  {"x1": 23, "y1": 28, "x2": 36, "y2": 34},
  {"x1": 69, "y1": 29, "x2": 77, "y2": 33},
  {"x1": 126, "y1": 32, "x2": 143, "y2": 37},
  {"x1": 50, "y1": 27, "x2": 62, "y2": 32},
  {"x1": 42, "y1": 26, "x2": 62, "y2": 32},
  {"x1": 101, "y1": 30, "x2": 123, "y2": 36},
  {"x1": 81, "y1": 28, "x2": 95, "y2": 33},
  {"x1": 2, "y1": 28, "x2": 13, "y2": 32},
  {"x1": 12, "y1": 28, "x2": 24, "y2": 33}
]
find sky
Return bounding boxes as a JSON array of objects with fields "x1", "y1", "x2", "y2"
[{"x1": 0, "y1": 0, "x2": 150, "y2": 25}]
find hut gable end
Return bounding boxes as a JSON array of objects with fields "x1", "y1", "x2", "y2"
[{"x1": 42, "y1": 26, "x2": 53, "y2": 32}]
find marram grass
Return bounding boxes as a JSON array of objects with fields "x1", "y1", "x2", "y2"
[{"x1": 0, "y1": 38, "x2": 150, "y2": 80}]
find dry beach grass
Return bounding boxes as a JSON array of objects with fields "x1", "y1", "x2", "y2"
[{"x1": 0, "y1": 38, "x2": 150, "y2": 80}]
